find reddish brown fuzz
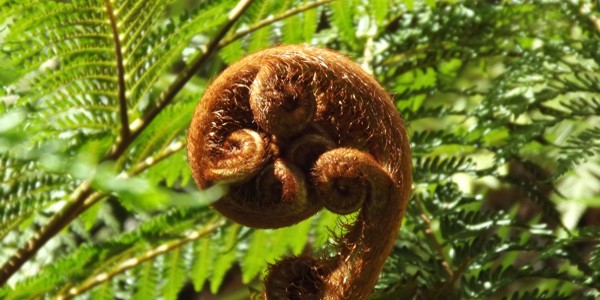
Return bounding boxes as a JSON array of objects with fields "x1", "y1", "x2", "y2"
[{"x1": 188, "y1": 45, "x2": 412, "y2": 299}]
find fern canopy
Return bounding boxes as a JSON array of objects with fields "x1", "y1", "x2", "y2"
[{"x1": 1, "y1": 0, "x2": 599, "y2": 299}]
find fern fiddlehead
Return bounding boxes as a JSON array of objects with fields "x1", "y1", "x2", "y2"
[{"x1": 187, "y1": 45, "x2": 412, "y2": 299}]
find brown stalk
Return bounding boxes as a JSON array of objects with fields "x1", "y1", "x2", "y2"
[
  {"x1": 105, "y1": 0, "x2": 130, "y2": 142},
  {"x1": 187, "y1": 45, "x2": 412, "y2": 299}
]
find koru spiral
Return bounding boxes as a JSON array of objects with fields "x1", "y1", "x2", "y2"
[{"x1": 187, "y1": 45, "x2": 412, "y2": 299}]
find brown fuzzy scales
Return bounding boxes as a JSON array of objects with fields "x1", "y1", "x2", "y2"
[{"x1": 187, "y1": 45, "x2": 412, "y2": 299}]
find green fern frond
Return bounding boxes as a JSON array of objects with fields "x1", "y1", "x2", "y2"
[
  {"x1": 218, "y1": 0, "x2": 330, "y2": 63},
  {"x1": 413, "y1": 156, "x2": 474, "y2": 182},
  {"x1": 403, "y1": 104, "x2": 467, "y2": 121},
  {"x1": 190, "y1": 234, "x2": 216, "y2": 291},
  {"x1": 241, "y1": 218, "x2": 312, "y2": 283},
  {"x1": 132, "y1": 256, "x2": 159, "y2": 300},
  {"x1": 218, "y1": 0, "x2": 292, "y2": 60},
  {"x1": 591, "y1": 247, "x2": 600, "y2": 283},
  {"x1": 439, "y1": 209, "x2": 512, "y2": 241},
  {"x1": 209, "y1": 223, "x2": 240, "y2": 293},
  {"x1": 124, "y1": 98, "x2": 196, "y2": 169},
  {"x1": 162, "y1": 246, "x2": 188, "y2": 300},
  {"x1": 144, "y1": 150, "x2": 191, "y2": 188},
  {"x1": 282, "y1": 9, "x2": 304, "y2": 44},
  {"x1": 0, "y1": 206, "x2": 216, "y2": 299},
  {"x1": 219, "y1": 38, "x2": 245, "y2": 64},
  {"x1": 410, "y1": 130, "x2": 469, "y2": 154},
  {"x1": 502, "y1": 289, "x2": 570, "y2": 300},
  {"x1": 124, "y1": 0, "x2": 236, "y2": 110},
  {"x1": 88, "y1": 281, "x2": 113, "y2": 300},
  {"x1": 0, "y1": 155, "x2": 72, "y2": 225},
  {"x1": 566, "y1": 126, "x2": 600, "y2": 150},
  {"x1": 1, "y1": 1, "x2": 600, "y2": 298},
  {"x1": 328, "y1": 0, "x2": 357, "y2": 47},
  {"x1": 4, "y1": 2, "x2": 110, "y2": 73},
  {"x1": 245, "y1": 0, "x2": 277, "y2": 52},
  {"x1": 559, "y1": 96, "x2": 600, "y2": 116},
  {"x1": 3, "y1": 2, "x2": 119, "y2": 145}
]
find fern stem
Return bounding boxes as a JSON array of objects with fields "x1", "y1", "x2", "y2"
[
  {"x1": 130, "y1": 141, "x2": 186, "y2": 175},
  {"x1": 219, "y1": 0, "x2": 334, "y2": 49},
  {"x1": 104, "y1": 0, "x2": 130, "y2": 142},
  {"x1": 56, "y1": 217, "x2": 223, "y2": 300}
]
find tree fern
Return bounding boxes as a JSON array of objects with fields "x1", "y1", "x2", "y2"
[{"x1": 1, "y1": 0, "x2": 599, "y2": 299}]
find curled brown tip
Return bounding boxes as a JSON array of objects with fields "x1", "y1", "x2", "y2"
[
  {"x1": 312, "y1": 148, "x2": 393, "y2": 215},
  {"x1": 264, "y1": 256, "x2": 327, "y2": 300},
  {"x1": 208, "y1": 129, "x2": 271, "y2": 184},
  {"x1": 250, "y1": 67, "x2": 317, "y2": 137}
]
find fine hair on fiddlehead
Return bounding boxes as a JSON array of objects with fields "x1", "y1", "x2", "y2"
[{"x1": 188, "y1": 45, "x2": 412, "y2": 299}]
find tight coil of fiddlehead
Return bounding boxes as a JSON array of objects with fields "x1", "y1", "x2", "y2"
[{"x1": 187, "y1": 45, "x2": 412, "y2": 299}]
